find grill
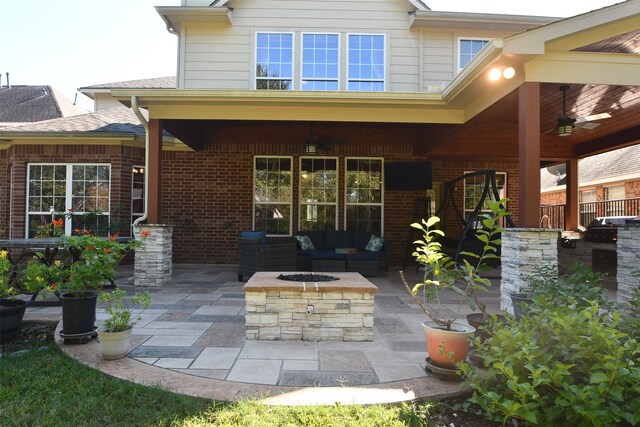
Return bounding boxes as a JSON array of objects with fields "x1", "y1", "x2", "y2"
[{"x1": 584, "y1": 216, "x2": 637, "y2": 243}]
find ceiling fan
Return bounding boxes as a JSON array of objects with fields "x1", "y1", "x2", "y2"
[
  {"x1": 555, "y1": 85, "x2": 612, "y2": 136},
  {"x1": 303, "y1": 125, "x2": 345, "y2": 154}
]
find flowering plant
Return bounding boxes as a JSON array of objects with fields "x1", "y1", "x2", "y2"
[
  {"x1": 22, "y1": 230, "x2": 149, "y2": 298},
  {"x1": 0, "y1": 250, "x2": 18, "y2": 299},
  {"x1": 33, "y1": 217, "x2": 65, "y2": 238}
]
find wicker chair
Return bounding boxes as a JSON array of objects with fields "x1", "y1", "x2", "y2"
[{"x1": 237, "y1": 237, "x2": 297, "y2": 281}]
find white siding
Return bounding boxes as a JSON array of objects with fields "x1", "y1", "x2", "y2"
[{"x1": 178, "y1": 0, "x2": 518, "y2": 92}]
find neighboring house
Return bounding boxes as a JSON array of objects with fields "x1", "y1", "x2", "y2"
[
  {"x1": 541, "y1": 144, "x2": 640, "y2": 226},
  {"x1": 0, "y1": 85, "x2": 87, "y2": 125},
  {"x1": 1, "y1": 0, "x2": 640, "y2": 266}
]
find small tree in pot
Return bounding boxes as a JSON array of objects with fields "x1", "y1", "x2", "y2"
[
  {"x1": 400, "y1": 199, "x2": 508, "y2": 368},
  {"x1": 98, "y1": 289, "x2": 151, "y2": 360}
]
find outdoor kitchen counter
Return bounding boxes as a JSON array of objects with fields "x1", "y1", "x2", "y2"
[{"x1": 243, "y1": 272, "x2": 378, "y2": 342}]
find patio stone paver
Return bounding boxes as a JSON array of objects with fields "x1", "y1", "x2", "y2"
[
  {"x1": 194, "y1": 323, "x2": 246, "y2": 347},
  {"x1": 191, "y1": 347, "x2": 241, "y2": 370},
  {"x1": 227, "y1": 359, "x2": 282, "y2": 384},
  {"x1": 38, "y1": 265, "x2": 515, "y2": 404}
]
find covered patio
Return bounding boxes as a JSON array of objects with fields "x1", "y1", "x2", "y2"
[{"x1": 25, "y1": 264, "x2": 509, "y2": 404}]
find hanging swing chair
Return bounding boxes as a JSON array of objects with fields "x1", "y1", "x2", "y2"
[{"x1": 434, "y1": 170, "x2": 514, "y2": 263}]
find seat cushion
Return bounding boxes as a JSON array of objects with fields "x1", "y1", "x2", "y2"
[
  {"x1": 346, "y1": 251, "x2": 381, "y2": 261},
  {"x1": 296, "y1": 231, "x2": 326, "y2": 250},
  {"x1": 310, "y1": 250, "x2": 345, "y2": 260},
  {"x1": 325, "y1": 230, "x2": 353, "y2": 250},
  {"x1": 240, "y1": 230, "x2": 267, "y2": 245}
]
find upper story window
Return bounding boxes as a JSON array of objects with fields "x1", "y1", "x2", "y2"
[
  {"x1": 301, "y1": 33, "x2": 339, "y2": 91},
  {"x1": 256, "y1": 32, "x2": 293, "y2": 90},
  {"x1": 458, "y1": 38, "x2": 490, "y2": 72},
  {"x1": 348, "y1": 34, "x2": 385, "y2": 91}
]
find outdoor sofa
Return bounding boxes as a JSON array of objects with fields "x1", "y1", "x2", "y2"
[{"x1": 294, "y1": 230, "x2": 388, "y2": 276}]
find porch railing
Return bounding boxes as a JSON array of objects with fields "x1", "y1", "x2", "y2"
[{"x1": 540, "y1": 197, "x2": 640, "y2": 229}]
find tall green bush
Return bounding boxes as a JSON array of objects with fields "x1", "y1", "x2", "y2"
[{"x1": 459, "y1": 301, "x2": 640, "y2": 426}]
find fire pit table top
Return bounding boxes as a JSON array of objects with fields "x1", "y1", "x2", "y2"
[{"x1": 242, "y1": 271, "x2": 378, "y2": 294}]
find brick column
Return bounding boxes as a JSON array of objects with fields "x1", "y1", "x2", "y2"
[
  {"x1": 501, "y1": 228, "x2": 560, "y2": 313},
  {"x1": 617, "y1": 225, "x2": 640, "y2": 304},
  {"x1": 133, "y1": 224, "x2": 173, "y2": 287}
]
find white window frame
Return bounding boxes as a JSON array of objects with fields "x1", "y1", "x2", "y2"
[
  {"x1": 457, "y1": 37, "x2": 491, "y2": 73},
  {"x1": 26, "y1": 163, "x2": 111, "y2": 238},
  {"x1": 605, "y1": 184, "x2": 625, "y2": 216},
  {"x1": 463, "y1": 171, "x2": 507, "y2": 227},
  {"x1": 300, "y1": 32, "x2": 340, "y2": 91},
  {"x1": 344, "y1": 157, "x2": 384, "y2": 235},
  {"x1": 346, "y1": 33, "x2": 386, "y2": 92},
  {"x1": 254, "y1": 31, "x2": 295, "y2": 90},
  {"x1": 253, "y1": 155, "x2": 293, "y2": 236},
  {"x1": 299, "y1": 156, "x2": 339, "y2": 230}
]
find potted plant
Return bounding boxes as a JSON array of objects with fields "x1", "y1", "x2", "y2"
[
  {"x1": 400, "y1": 199, "x2": 508, "y2": 368},
  {"x1": 0, "y1": 250, "x2": 28, "y2": 342},
  {"x1": 25, "y1": 230, "x2": 146, "y2": 339},
  {"x1": 98, "y1": 289, "x2": 151, "y2": 359}
]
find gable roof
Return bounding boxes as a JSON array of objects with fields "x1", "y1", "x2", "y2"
[
  {"x1": 0, "y1": 107, "x2": 146, "y2": 136},
  {"x1": 0, "y1": 85, "x2": 87, "y2": 123},
  {"x1": 79, "y1": 77, "x2": 176, "y2": 100},
  {"x1": 541, "y1": 144, "x2": 640, "y2": 190}
]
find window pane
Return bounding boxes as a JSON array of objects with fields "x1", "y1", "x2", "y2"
[
  {"x1": 345, "y1": 158, "x2": 383, "y2": 234},
  {"x1": 459, "y1": 39, "x2": 489, "y2": 70},
  {"x1": 299, "y1": 157, "x2": 338, "y2": 230},
  {"x1": 302, "y1": 34, "x2": 339, "y2": 92},
  {"x1": 348, "y1": 34, "x2": 384, "y2": 92},
  {"x1": 256, "y1": 33, "x2": 293, "y2": 90},
  {"x1": 254, "y1": 157, "x2": 292, "y2": 235}
]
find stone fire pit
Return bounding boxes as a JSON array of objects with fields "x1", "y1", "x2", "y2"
[{"x1": 243, "y1": 272, "x2": 377, "y2": 341}]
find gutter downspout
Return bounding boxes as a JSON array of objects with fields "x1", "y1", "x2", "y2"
[{"x1": 131, "y1": 96, "x2": 149, "y2": 226}]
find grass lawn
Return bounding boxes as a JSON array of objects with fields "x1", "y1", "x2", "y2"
[{"x1": 1, "y1": 323, "x2": 448, "y2": 427}]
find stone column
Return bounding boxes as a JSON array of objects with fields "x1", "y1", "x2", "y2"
[
  {"x1": 133, "y1": 224, "x2": 173, "y2": 287},
  {"x1": 501, "y1": 228, "x2": 560, "y2": 313},
  {"x1": 617, "y1": 224, "x2": 640, "y2": 304}
]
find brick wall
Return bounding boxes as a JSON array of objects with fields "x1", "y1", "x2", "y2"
[
  {"x1": 540, "y1": 190, "x2": 565, "y2": 205},
  {"x1": 1, "y1": 144, "x2": 144, "y2": 239},
  {"x1": 2, "y1": 138, "x2": 519, "y2": 266}
]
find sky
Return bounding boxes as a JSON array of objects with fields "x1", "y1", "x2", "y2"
[{"x1": 0, "y1": 0, "x2": 624, "y2": 111}]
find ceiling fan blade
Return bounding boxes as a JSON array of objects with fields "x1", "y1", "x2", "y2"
[
  {"x1": 575, "y1": 112, "x2": 611, "y2": 123},
  {"x1": 575, "y1": 122, "x2": 600, "y2": 129}
]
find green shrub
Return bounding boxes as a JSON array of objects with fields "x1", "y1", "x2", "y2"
[
  {"x1": 522, "y1": 261, "x2": 612, "y2": 310},
  {"x1": 459, "y1": 301, "x2": 640, "y2": 426}
]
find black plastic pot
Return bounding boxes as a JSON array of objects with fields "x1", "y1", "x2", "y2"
[
  {"x1": 0, "y1": 299, "x2": 28, "y2": 342},
  {"x1": 60, "y1": 293, "x2": 97, "y2": 335},
  {"x1": 466, "y1": 312, "x2": 508, "y2": 342},
  {"x1": 510, "y1": 293, "x2": 533, "y2": 320}
]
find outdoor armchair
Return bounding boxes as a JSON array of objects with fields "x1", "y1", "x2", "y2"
[{"x1": 237, "y1": 231, "x2": 297, "y2": 281}]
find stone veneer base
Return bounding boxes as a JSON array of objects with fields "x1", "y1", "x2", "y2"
[{"x1": 243, "y1": 272, "x2": 377, "y2": 342}]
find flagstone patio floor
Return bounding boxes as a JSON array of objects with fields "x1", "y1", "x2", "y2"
[{"x1": 25, "y1": 264, "x2": 505, "y2": 405}]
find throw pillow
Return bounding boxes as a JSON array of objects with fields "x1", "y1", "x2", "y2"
[
  {"x1": 295, "y1": 235, "x2": 316, "y2": 251},
  {"x1": 365, "y1": 235, "x2": 384, "y2": 252}
]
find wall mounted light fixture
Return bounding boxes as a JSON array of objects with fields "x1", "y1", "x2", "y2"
[{"x1": 488, "y1": 66, "x2": 516, "y2": 81}]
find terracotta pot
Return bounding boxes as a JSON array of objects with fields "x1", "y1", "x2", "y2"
[
  {"x1": 98, "y1": 328, "x2": 133, "y2": 360},
  {"x1": 0, "y1": 299, "x2": 28, "y2": 342},
  {"x1": 422, "y1": 321, "x2": 475, "y2": 368}
]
